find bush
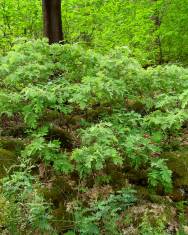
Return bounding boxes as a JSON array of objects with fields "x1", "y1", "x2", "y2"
[{"x1": 1, "y1": 39, "x2": 188, "y2": 233}]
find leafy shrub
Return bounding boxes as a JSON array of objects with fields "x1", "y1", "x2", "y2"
[
  {"x1": 72, "y1": 188, "x2": 137, "y2": 235},
  {"x1": 1, "y1": 39, "x2": 188, "y2": 233},
  {"x1": 0, "y1": 39, "x2": 179, "y2": 188},
  {"x1": 71, "y1": 123, "x2": 123, "y2": 177},
  {"x1": 1, "y1": 171, "x2": 55, "y2": 234}
]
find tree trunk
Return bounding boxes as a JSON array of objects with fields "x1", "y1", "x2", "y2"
[
  {"x1": 151, "y1": 0, "x2": 163, "y2": 64},
  {"x1": 42, "y1": 0, "x2": 63, "y2": 44}
]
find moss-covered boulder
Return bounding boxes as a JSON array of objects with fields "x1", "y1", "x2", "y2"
[
  {"x1": 162, "y1": 149, "x2": 188, "y2": 187},
  {"x1": 0, "y1": 148, "x2": 17, "y2": 178},
  {"x1": 122, "y1": 202, "x2": 177, "y2": 234},
  {"x1": 0, "y1": 137, "x2": 25, "y2": 152},
  {"x1": 162, "y1": 149, "x2": 188, "y2": 200}
]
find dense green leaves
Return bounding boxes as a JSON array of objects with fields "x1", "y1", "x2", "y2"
[
  {"x1": 1, "y1": 40, "x2": 184, "y2": 191},
  {"x1": 0, "y1": 0, "x2": 188, "y2": 233},
  {"x1": 1, "y1": 0, "x2": 188, "y2": 65},
  {"x1": 73, "y1": 188, "x2": 137, "y2": 235},
  {"x1": 0, "y1": 0, "x2": 42, "y2": 54},
  {"x1": 1, "y1": 39, "x2": 188, "y2": 234}
]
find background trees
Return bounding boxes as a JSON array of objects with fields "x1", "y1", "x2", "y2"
[
  {"x1": 1, "y1": 0, "x2": 188, "y2": 65},
  {"x1": 0, "y1": 0, "x2": 42, "y2": 53},
  {"x1": 1, "y1": 0, "x2": 188, "y2": 234}
]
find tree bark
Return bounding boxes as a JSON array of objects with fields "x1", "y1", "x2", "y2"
[
  {"x1": 42, "y1": 0, "x2": 64, "y2": 44},
  {"x1": 151, "y1": 0, "x2": 163, "y2": 64}
]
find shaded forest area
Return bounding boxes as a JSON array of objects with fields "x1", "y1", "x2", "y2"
[{"x1": 0, "y1": 0, "x2": 188, "y2": 234}]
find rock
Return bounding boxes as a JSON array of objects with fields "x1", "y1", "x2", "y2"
[
  {"x1": 162, "y1": 149, "x2": 188, "y2": 186},
  {"x1": 183, "y1": 226, "x2": 188, "y2": 235},
  {"x1": 162, "y1": 149, "x2": 188, "y2": 200},
  {"x1": 124, "y1": 202, "x2": 177, "y2": 233},
  {"x1": 46, "y1": 125, "x2": 73, "y2": 149},
  {"x1": 0, "y1": 137, "x2": 25, "y2": 151},
  {"x1": 0, "y1": 148, "x2": 17, "y2": 178}
]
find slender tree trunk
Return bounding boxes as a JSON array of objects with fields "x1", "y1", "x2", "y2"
[
  {"x1": 42, "y1": 0, "x2": 64, "y2": 44},
  {"x1": 153, "y1": 13, "x2": 163, "y2": 64},
  {"x1": 152, "y1": 0, "x2": 163, "y2": 64}
]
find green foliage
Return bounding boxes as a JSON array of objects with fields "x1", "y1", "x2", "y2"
[
  {"x1": 0, "y1": 0, "x2": 42, "y2": 54},
  {"x1": 1, "y1": 0, "x2": 188, "y2": 233},
  {"x1": 148, "y1": 159, "x2": 172, "y2": 193},
  {"x1": 73, "y1": 188, "x2": 137, "y2": 235},
  {"x1": 159, "y1": 0, "x2": 188, "y2": 64},
  {"x1": 1, "y1": 39, "x2": 188, "y2": 233},
  {"x1": 62, "y1": 0, "x2": 188, "y2": 65},
  {"x1": 0, "y1": 39, "x2": 179, "y2": 189},
  {"x1": 1, "y1": 0, "x2": 188, "y2": 65},
  {"x1": 139, "y1": 213, "x2": 168, "y2": 235},
  {"x1": 1, "y1": 171, "x2": 55, "y2": 234},
  {"x1": 176, "y1": 201, "x2": 188, "y2": 234},
  {"x1": 72, "y1": 123, "x2": 122, "y2": 177},
  {"x1": 103, "y1": 110, "x2": 172, "y2": 192},
  {"x1": 22, "y1": 136, "x2": 73, "y2": 174}
]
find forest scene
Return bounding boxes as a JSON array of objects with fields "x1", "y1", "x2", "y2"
[{"x1": 0, "y1": 0, "x2": 188, "y2": 234}]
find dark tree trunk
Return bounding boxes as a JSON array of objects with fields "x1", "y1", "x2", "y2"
[
  {"x1": 152, "y1": 14, "x2": 163, "y2": 65},
  {"x1": 42, "y1": 0, "x2": 64, "y2": 44},
  {"x1": 151, "y1": 0, "x2": 163, "y2": 64}
]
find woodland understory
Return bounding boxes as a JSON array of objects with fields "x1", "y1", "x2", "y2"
[{"x1": 0, "y1": 0, "x2": 188, "y2": 235}]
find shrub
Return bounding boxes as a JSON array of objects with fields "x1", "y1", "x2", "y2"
[{"x1": 1, "y1": 39, "x2": 188, "y2": 233}]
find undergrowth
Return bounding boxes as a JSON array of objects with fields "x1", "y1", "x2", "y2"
[{"x1": 0, "y1": 39, "x2": 188, "y2": 234}]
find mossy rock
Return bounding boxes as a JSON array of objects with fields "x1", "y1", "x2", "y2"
[
  {"x1": 40, "y1": 176, "x2": 75, "y2": 232},
  {"x1": 52, "y1": 203, "x2": 73, "y2": 232},
  {"x1": 162, "y1": 149, "x2": 188, "y2": 187},
  {"x1": 0, "y1": 148, "x2": 17, "y2": 178},
  {"x1": 125, "y1": 168, "x2": 148, "y2": 187},
  {"x1": 0, "y1": 137, "x2": 25, "y2": 152},
  {"x1": 41, "y1": 175, "x2": 75, "y2": 202},
  {"x1": 47, "y1": 125, "x2": 73, "y2": 149},
  {"x1": 126, "y1": 202, "x2": 177, "y2": 228}
]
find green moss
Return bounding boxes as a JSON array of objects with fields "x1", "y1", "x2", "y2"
[
  {"x1": 126, "y1": 203, "x2": 176, "y2": 230},
  {"x1": 162, "y1": 149, "x2": 188, "y2": 187},
  {"x1": 0, "y1": 194, "x2": 9, "y2": 228},
  {"x1": 52, "y1": 204, "x2": 74, "y2": 232},
  {"x1": 0, "y1": 148, "x2": 17, "y2": 178},
  {"x1": 40, "y1": 176, "x2": 75, "y2": 232},
  {"x1": 41, "y1": 176, "x2": 74, "y2": 202},
  {"x1": 0, "y1": 137, "x2": 25, "y2": 152}
]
